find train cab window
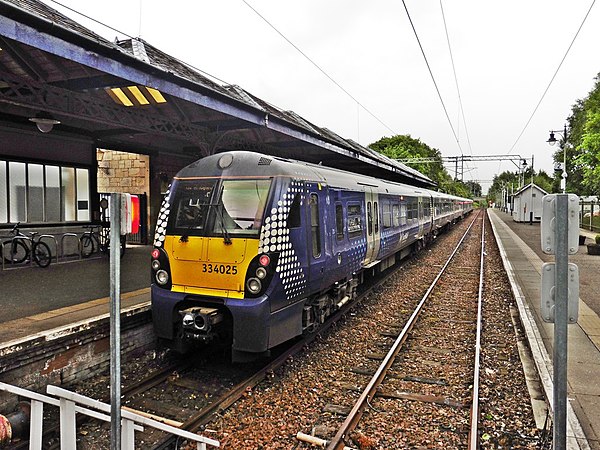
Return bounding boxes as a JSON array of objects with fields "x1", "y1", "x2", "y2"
[
  {"x1": 335, "y1": 204, "x2": 344, "y2": 240},
  {"x1": 347, "y1": 203, "x2": 363, "y2": 238},
  {"x1": 374, "y1": 201, "x2": 379, "y2": 233},
  {"x1": 287, "y1": 193, "x2": 301, "y2": 229},
  {"x1": 310, "y1": 194, "x2": 321, "y2": 258},
  {"x1": 213, "y1": 179, "x2": 271, "y2": 236},
  {"x1": 172, "y1": 179, "x2": 217, "y2": 232}
]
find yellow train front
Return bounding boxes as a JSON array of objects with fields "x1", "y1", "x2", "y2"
[{"x1": 151, "y1": 152, "x2": 317, "y2": 361}]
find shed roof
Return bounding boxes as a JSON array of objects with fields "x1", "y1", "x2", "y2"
[{"x1": 0, "y1": 0, "x2": 435, "y2": 187}]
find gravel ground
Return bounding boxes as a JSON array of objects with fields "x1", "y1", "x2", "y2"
[
  {"x1": 199, "y1": 213, "x2": 543, "y2": 449},
  {"x1": 57, "y1": 211, "x2": 544, "y2": 449}
]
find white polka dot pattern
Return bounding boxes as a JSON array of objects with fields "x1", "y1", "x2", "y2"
[
  {"x1": 153, "y1": 184, "x2": 172, "y2": 247},
  {"x1": 259, "y1": 180, "x2": 306, "y2": 300}
]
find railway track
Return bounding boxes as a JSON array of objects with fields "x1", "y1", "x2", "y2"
[
  {"x1": 319, "y1": 210, "x2": 486, "y2": 449},
  {"x1": 70, "y1": 219, "x2": 474, "y2": 449},
  {"x1": 10, "y1": 211, "x2": 533, "y2": 449}
]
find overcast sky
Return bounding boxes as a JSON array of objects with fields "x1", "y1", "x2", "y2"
[{"x1": 42, "y1": 0, "x2": 600, "y2": 193}]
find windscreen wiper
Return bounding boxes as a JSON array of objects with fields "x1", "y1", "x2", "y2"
[{"x1": 214, "y1": 204, "x2": 232, "y2": 245}]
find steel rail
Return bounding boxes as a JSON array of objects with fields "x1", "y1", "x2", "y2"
[
  {"x1": 468, "y1": 211, "x2": 486, "y2": 448},
  {"x1": 326, "y1": 210, "x2": 483, "y2": 450},
  {"x1": 151, "y1": 247, "x2": 407, "y2": 450}
]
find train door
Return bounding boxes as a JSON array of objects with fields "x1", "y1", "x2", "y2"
[
  {"x1": 417, "y1": 196, "x2": 424, "y2": 238},
  {"x1": 364, "y1": 188, "x2": 380, "y2": 266},
  {"x1": 306, "y1": 186, "x2": 327, "y2": 290}
]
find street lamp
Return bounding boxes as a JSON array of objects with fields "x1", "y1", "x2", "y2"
[{"x1": 547, "y1": 124, "x2": 568, "y2": 193}]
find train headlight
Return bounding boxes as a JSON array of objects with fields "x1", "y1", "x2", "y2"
[
  {"x1": 182, "y1": 313, "x2": 195, "y2": 327},
  {"x1": 151, "y1": 259, "x2": 161, "y2": 270},
  {"x1": 259, "y1": 254, "x2": 270, "y2": 266},
  {"x1": 247, "y1": 277, "x2": 262, "y2": 294},
  {"x1": 255, "y1": 267, "x2": 267, "y2": 279},
  {"x1": 156, "y1": 269, "x2": 169, "y2": 285}
]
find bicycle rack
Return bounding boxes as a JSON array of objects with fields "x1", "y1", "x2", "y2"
[
  {"x1": 60, "y1": 233, "x2": 81, "y2": 261},
  {"x1": 8, "y1": 235, "x2": 33, "y2": 267},
  {"x1": 39, "y1": 234, "x2": 58, "y2": 264}
]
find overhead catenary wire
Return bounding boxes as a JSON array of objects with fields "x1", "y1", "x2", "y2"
[
  {"x1": 240, "y1": 0, "x2": 398, "y2": 137},
  {"x1": 401, "y1": 0, "x2": 464, "y2": 157},
  {"x1": 439, "y1": 0, "x2": 478, "y2": 184},
  {"x1": 505, "y1": 0, "x2": 596, "y2": 156},
  {"x1": 439, "y1": 1, "x2": 473, "y2": 157},
  {"x1": 45, "y1": 0, "x2": 234, "y2": 87}
]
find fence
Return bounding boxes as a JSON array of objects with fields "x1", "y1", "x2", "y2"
[
  {"x1": 0, "y1": 382, "x2": 220, "y2": 449},
  {"x1": 580, "y1": 200, "x2": 600, "y2": 234}
]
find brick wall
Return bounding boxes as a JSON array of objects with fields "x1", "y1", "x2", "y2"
[{"x1": 97, "y1": 149, "x2": 150, "y2": 195}]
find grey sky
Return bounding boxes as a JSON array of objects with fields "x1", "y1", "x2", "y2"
[{"x1": 42, "y1": 0, "x2": 600, "y2": 193}]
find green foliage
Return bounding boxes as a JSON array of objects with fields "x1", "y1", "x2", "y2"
[
  {"x1": 567, "y1": 74, "x2": 600, "y2": 195},
  {"x1": 369, "y1": 134, "x2": 472, "y2": 197}
]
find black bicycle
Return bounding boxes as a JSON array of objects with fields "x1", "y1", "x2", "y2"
[
  {"x1": 80, "y1": 224, "x2": 125, "y2": 258},
  {"x1": 2, "y1": 222, "x2": 52, "y2": 268}
]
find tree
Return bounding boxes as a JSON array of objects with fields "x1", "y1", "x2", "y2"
[
  {"x1": 369, "y1": 135, "x2": 468, "y2": 196},
  {"x1": 565, "y1": 74, "x2": 600, "y2": 195}
]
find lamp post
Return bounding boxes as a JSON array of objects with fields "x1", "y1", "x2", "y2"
[{"x1": 547, "y1": 124, "x2": 568, "y2": 193}]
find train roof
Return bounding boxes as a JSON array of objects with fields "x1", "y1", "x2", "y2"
[{"x1": 176, "y1": 152, "x2": 471, "y2": 202}]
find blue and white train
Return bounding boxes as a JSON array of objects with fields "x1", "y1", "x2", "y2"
[{"x1": 150, "y1": 151, "x2": 473, "y2": 360}]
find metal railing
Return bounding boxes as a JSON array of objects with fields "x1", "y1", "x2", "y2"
[
  {"x1": 0, "y1": 382, "x2": 220, "y2": 449},
  {"x1": 580, "y1": 200, "x2": 600, "y2": 233}
]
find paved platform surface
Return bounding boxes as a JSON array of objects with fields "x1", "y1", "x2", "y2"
[
  {"x1": 0, "y1": 245, "x2": 151, "y2": 345},
  {"x1": 489, "y1": 209, "x2": 600, "y2": 450}
]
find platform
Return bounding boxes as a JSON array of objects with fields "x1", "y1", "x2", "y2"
[{"x1": 489, "y1": 208, "x2": 600, "y2": 450}]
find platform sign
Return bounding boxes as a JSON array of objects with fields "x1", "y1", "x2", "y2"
[
  {"x1": 540, "y1": 194, "x2": 580, "y2": 255},
  {"x1": 540, "y1": 262, "x2": 579, "y2": 323}
]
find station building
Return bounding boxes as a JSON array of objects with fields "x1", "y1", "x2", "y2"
[
  {"x1": 0, "y1": 0, "x2": 433, "y2": 247},
  {"x1": 512, "y1": 183, "x2": 548, "y2": 223}
]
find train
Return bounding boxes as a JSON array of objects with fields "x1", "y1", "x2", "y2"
[{"x1": 150, "y1": 151, "x2": 473, "y2": 361}]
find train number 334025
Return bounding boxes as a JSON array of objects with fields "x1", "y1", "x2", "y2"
[{"x1": 202, "y1": 263, "x2": 238, "y2": 275}]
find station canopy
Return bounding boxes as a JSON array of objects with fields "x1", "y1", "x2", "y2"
[{"x1": 0, "y1": 0, "x2": 434, "y2": 187}]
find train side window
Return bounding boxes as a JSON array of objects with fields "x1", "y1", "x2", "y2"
[
  {"x1": 400, "y1": 203, "x2": 407, "y2": 226},
  {"x1": 347, "y1": 203, "x2": 362, "y2": 238},
  {"x1": 335, "y1": 204, "x2": 344, "y2": 240},
  {"x1": 382, "y1": 203, "x2": 392, "y2": 228},
  {"x1": 392, "y1": 204, "x2": 400, "y2": 227},
  {"x1": 374, "y1": 201, "x2": 379, "y2": 233},
  {"x1": 287, "y1": 193, "x2": 301, "y2": 229},
  {"x1": 310, "y1": 194, "x2": 321, "y2": 258}
]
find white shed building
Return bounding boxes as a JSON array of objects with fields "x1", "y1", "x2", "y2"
[{"x1": 512, "y1": 183, "x2": 548, "y2": 223}]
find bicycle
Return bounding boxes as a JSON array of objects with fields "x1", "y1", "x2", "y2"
[
  {"x1": 2, "y1": 222, "x2": 52, "y2": 268},
  {"x1": 80, "y1": 224, "x2": 126, "y2": 258}
]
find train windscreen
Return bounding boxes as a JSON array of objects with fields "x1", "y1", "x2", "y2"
[{"x1": 212, "y1": 179, "x2": 271, "y2": 236}]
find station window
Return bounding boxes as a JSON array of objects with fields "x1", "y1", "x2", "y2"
[
  {"x1": 310, "y1": 193, "x2": 321, "y2": 258},
  {"x1": 0, "y1": 159, "x2": 90, "y2": 224},
  {"x1": 335, "y1": 204, "x2": 344, "y2": 240}
]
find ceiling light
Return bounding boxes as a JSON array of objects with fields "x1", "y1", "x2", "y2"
[
  {"x1": 29, "y1": 112, "x2": 61, "y2": 133},
  {"x1": 145, "y1": 87, "x2": 167, "y2": 103},
  {"x1": 108, "y1": 87, "x2": 133, "y2": 106},
  {"x1": 127, "y1": 86, "x2": 150, "y2": 105}
]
